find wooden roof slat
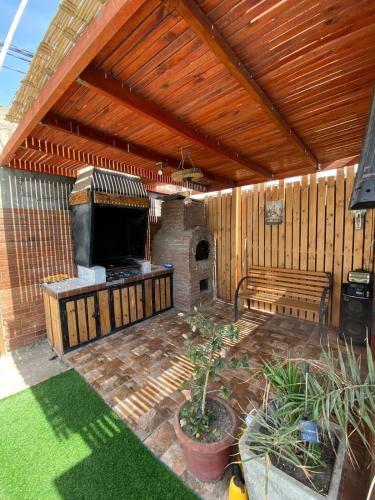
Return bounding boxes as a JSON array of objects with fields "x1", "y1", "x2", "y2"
[
  {"x1": 0, "y1": 0, "x2": 150, "y2": 166},
  {"x1": 20, "y1": 136, "x2": 207, "y2": 190},
  {"x1": 78, "y1": 65, "x2": 272, "y2": 179},
  {"x1": 171, "y1": 0, "x2": 319, "y2": 170},
  {"x1": 2, "y1": 0, "x2": 374, "y2": 188},
  {"x1": 9, "y1": 157, "x2": 77, "y2": 177},
  {"x1": 40, "y1": 112, "x2": 235, "y2": 187}
]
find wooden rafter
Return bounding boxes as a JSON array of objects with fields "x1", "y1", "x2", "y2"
[
  {"x1": 21, "y1": 137, "x2": 209, "y2": 191},
  {"x1": 9, "y1": 158, "x2": 76, "y2": 177},
  {"x1": 41, "y1": 112, "x2": 235, "y2": 187},
  {"x1": 78, "y1": 65, "x2": 271, "y2": 179},
  {"x1": 171, "y1": 0, "x2": 319, "y2": 170},
  {"x1": 0, "y1": 0, "x2": 150, "y2": 166}
]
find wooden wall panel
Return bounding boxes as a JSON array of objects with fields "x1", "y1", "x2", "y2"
[{"x1": 205, "y1": 166, "x2": 375, "y2": 327}]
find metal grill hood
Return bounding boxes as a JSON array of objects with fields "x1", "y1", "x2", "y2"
[{"x1": 72, "y1": 166, "x2": 148, "y2": 198}]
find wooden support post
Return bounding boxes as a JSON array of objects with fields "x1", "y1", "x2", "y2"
[{"x1": 229, "y1": 187, "x2": 242, "y2": 304}]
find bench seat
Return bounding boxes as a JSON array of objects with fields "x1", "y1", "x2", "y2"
[
  {"x1": 234, "y1": 266, "x2": 332, "y2": 340},
  {"x1": 239, "y1": 292, "x2": 322, "y2": 314}
]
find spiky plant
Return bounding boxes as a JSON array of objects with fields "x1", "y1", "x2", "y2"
[{"x1": 245, "y1": 341, "x2": 375, "y2": 478}]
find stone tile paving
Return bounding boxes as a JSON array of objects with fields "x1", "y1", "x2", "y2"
[{"x1": 65, "y1": 302, "x2": 367, "y2": 499}]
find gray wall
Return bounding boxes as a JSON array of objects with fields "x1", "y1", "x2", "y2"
[{"x1": 0, "y1": 167, "x2": 74, "y2": 210}]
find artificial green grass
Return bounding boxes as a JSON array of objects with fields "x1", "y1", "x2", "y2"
[{"x1": 0, "y1": 369, "x2": 197, "y2": 500}]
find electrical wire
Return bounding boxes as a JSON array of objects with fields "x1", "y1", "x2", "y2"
[
  {"x1": 0, "y1": 42, "x2": 33, "y2": 59},
  {"x1": 0, "y1": 41, "x2": 32, "y2": 76},
  {"x1": 4, "y1": 52, "x2": 31, "y2": 63},
  {"x1": 0, "y1": 0, "x2": 29, "y2": 70},
  {"x1": 2, "y1": 64, "x2": 26, "y2": 75}
]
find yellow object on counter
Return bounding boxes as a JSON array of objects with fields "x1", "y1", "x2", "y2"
[{"x1": 41, "y1": 274, "x2": 69, "y2": 284}]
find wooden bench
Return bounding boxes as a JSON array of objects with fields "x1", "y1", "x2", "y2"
[{"x1": 234, "y1": 266, "x2": 332, "y2": 340}]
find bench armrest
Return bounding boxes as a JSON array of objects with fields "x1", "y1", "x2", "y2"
[
  {"x1": 320, "y1": 287, "x2": 331, "y2": 309},
  {"x1": 319, "y1": 287, "x2": 332, "y2": 341},
  {"x1": 325, "y1": 272, "x2": 333, "y2": 289},
  {"x1": 234, "y1": 276, "x2": 252, "y2": 321}
]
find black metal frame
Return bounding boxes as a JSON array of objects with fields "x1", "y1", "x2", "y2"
[
  {"x1": 60, "y1": 290, "x2": 99, "y2": 351},
  {"x1": 234, "y1": 270, "x2": 333, "y2": 341},
  {"x1": 60, "y1": 272, "x2": 173, "y2": 353}
]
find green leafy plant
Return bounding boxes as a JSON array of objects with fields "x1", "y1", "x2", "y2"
[
  {"x1": 179, "y1": 309, "x2": 249, "y2": 439},
  {"x1": 245, "y1": 342, "x2": 375, "y2": 480}
]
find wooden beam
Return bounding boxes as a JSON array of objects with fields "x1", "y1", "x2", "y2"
[
  {"x1": 8, "y1": 158, "x2": 76, "y2": 177},
  {"x1": 0, "y1": 0, "x2": 150, "y2": 166},
  {"x1": 20, "y1": 137, "x2": 209, "y2": 191},
  {"x1": 41, "y1": 112, "x2": 235, "y2": 187},
  {"x1": 235, "y1": 164, "x2": 333, "y2": 188},
  {"x1": 171, "y1": 0, "x2": 319, "y2": 170},
  {"x1": 78, "y1": 65, "x2": 271, "y2": 179},
  {"x1": 42, "y1": 113, "x2": 179, "y2": 169}
]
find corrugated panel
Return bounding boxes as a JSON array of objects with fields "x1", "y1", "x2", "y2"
[{"x1": 72, "y1": 167, "x2": 148, "y2": 198}]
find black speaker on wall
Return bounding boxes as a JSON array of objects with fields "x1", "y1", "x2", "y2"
[{"x1": 339, "y1": 283, "x2": 372, "y2": 346}]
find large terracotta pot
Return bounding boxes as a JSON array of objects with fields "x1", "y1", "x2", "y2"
[{"x1": 173, "y1": 395, "x2": 238, "y2": 481}]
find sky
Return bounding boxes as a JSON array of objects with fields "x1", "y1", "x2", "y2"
[{"x1": 0, "y1": 0, "x2": 59, "y2": 107}]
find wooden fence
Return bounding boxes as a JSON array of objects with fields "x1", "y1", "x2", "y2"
[{"x1": 205, "y1": 166, "x2": 375, "y2": 327}]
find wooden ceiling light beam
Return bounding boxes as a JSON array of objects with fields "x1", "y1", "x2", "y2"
[
  {"x1": 41, "y1": 112, "x2": 235, "y2": 187},
  {"x1": 78, "y1": 65, "x2": 271, "y2": 179},
  {"x1": 171, "y1": 0, "x2": 319, "y2": 170},
  {"x1": 20, "y1": 137, "x2": 209, "y2": 191},
  {"x1": 9, "y1": 157, "x2": 76, "y2": 177}
]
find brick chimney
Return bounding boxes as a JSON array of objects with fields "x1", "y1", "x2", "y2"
[{"x1": 152, "y1": 199, "x2": 214, "y2": 311}]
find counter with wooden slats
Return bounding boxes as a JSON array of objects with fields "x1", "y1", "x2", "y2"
[{"x1": 42, "y1": 271, "x2": 173, "y2": 355}]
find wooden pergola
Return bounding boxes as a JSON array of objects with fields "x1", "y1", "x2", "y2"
[{"x1": 1, "y1": 0, "x2": 375, "y2": 191}]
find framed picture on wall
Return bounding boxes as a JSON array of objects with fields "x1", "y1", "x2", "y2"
[{"x1": 265, "y1": 200, "x2": 284, "y2": 225}]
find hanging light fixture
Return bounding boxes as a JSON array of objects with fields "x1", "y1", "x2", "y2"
[
  {"x1": 171, "y1": 149, "x2": 203, "y2": 183},
  {"x1": 157, "y1": 162, "x2": 164, "y2": 176}
]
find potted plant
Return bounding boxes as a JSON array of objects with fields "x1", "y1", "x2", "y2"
[
  {"x1": 174, "y1": 309, "x2": 249, "y2": 481},
  {"x1": 239, "y1": 342, "x2": 375, "y2": 499}
]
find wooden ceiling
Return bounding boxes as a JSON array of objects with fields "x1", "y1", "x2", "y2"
[{"x1": 1, "y1": 0, "x2": 375, "y2": 191}]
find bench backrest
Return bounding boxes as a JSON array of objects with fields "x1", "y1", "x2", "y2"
[{"x1": 247, "y1": 266, "x2": 331, "y2": 302}]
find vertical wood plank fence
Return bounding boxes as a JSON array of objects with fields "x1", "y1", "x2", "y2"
[{"x1": 205, "y1": 166, "x2": 375, "y2": 327}]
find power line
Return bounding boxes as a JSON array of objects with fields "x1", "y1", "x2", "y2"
[
  {"x1": 3, "y1": 64, "x2": 26, "y2": 75},
  {"x1": 0, "y1": 41, "x2": 33, "y2": 76},
  {"x1": 0, "y1": 42, "x2": 33, "y2": 59},
  {"x1": 4, "y1": 52, "x2": 31, "y2": 63},
  {"x1": 0, "y1": 0, "x2": 29, "y2": 70}
]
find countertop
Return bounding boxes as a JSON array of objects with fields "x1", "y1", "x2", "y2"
[{"x1": 42, "y1": 266, "x2": 173, "y2": 299}]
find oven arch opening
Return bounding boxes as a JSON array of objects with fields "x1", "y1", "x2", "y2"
[{"x1": 195, "y1": 240, "x2": 210, "y2": 261}]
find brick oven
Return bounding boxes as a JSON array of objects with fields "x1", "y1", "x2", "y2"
[{"x1": 152, "y1": 198, "x2": 214, "y2": 311}]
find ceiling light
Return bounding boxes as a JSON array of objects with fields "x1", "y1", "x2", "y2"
[{"x1": 157, "y1": 162, "x2": 164, "y2": 176}]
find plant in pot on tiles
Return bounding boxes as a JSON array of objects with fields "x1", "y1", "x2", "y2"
[
  {"x1": 173, "y1": 308, "x2": 249, "y2": 481},
  {"x1": 239, "y1": 342, "x2": 375, "y2": 500}
]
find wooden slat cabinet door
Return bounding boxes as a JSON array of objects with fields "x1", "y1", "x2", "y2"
[
  {"x1": 112, "y1": 286, "x2": 131, "y2": 329},
  {"x1": 61, "y1": 292, "x2": 99, "y2": 351},
  {"x1": 97, "y1": 289, "x2": 111, "y2": 336},
  {"x1": 144, "y1": 279, "x2": 153, "y2": 318},
  {"x1": 153, "y1": 274, "x2": 173, "y2": 313},
  {"x1": 111, "y1": 282, "x2": 146, "y2": 329},
  {"x1": 43, "y1": 292, "x2": 64, "y2": 356}
]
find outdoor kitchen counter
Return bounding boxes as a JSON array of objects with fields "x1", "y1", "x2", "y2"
[
  {"x1": 42, "y1": 267, "x2": 173, "y2": 356},
  {"x1": 42, "y1": 266, "x2": 173, "y2": 299}
]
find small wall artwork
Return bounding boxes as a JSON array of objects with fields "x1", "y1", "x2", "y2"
[{"x1": 265, "y1": 200, "x2": 284, "y2": 225}]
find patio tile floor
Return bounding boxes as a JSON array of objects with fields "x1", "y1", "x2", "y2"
[{"x1": 65, "y1": 301, "x2": 368, "y2": 499}]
